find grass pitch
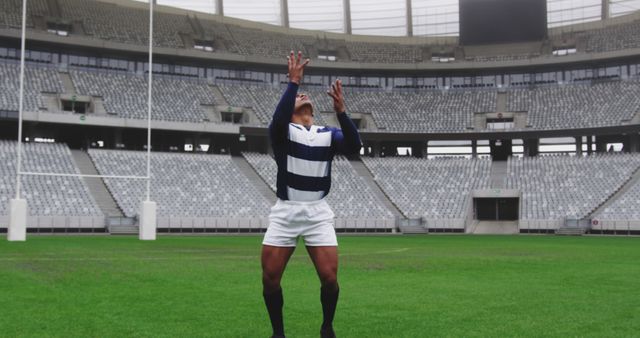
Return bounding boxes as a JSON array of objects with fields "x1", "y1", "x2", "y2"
[{"x1": 1, "y1": 235, "x2": 639, "y2": 337}]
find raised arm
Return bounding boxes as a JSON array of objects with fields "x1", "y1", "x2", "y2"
[
  {"x1": 269, "y1": 51, "x2": 310, "y2": 144},
  {"x1": 328, "y1": 79, "x2": 362, "y2": 155}
]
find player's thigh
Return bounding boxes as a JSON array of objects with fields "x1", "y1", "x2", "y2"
[
  {"x1": 306, "y1": 246, "x2": 339, "y2": 281},
  {"x1": 261, "y1": 245, "x2": 296, "y2": 279}
]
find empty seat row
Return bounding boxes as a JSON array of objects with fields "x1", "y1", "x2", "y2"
[
  {"x1": 242, "y1": 152, "x2": 394, "y2": 218},
  {"x1": 0, "y1": 140, "x2": 102, "y2": 216},
  {"x1": 362, "y1": 156, "x2": 491, "y2": 219},
  {"x1": 507, "y1": 153, "x2": 640, "y2": 220},
  {"x1": 89, "y1": 149, "x2": 272, "y2": 218}
]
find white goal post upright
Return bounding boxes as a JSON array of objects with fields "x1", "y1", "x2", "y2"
[
  {"x1": 139, "y1": 0, "x2": 157, "y2": 241},
  {"x1": 7, "y1": 0, "x2": 29, "y2": 242}
]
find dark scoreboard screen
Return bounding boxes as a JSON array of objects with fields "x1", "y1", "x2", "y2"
[{"x1": 459, "y1": 0, "x2": 548, "y2": 45}]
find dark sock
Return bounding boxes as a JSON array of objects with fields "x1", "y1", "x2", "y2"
[
  {"x1": 320, "y1": 285, "x2": 339, "y2": 330},
  {"x1": 263, "y1": 288, "x2": 285, "y2": 336}
]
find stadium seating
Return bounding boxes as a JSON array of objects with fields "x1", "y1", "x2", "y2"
[
  {"x1": 217, "y1": 83, "x2": 329, "y2": 126},
  {"x1": 361, "y1": 156, "x2": 491, "y2": 219},
  {"x1": 88, "y1": 149, "x2": 272, "y2": 218},
  {"x1": 2, "y1": 0, "x2": 639, "y2": 65},
  {"x1": 219, "y1": 84, "x2": 494, "y2": 132},
  {"x1": 71, "y1": 69, "x2": 216, "y2": 122},
  {"x1": 58, "y1": 0, "x2": 189, "y2": 48},
  {"x1": 3, "y1": 62, "x2": 640, "y2": 131},
  {"x1": 0, "y1": 141, "x2": 102, "y2": 216},
  {"x1": 583, "y1": 19, "x2": 640, "y2": 53},
  {"x1": 468, "y1": 54, "x2": 539, "y2": 63},
  {"x1": 224, "y1": 25, "x2": 316, "y2": 60},
  {"x1": 506, "y1": 80, "x2": 640, "y2": 129},
  {"x1": 217, "y1": 80, "x2": 640, "y2": 132},
  {"x1": 346, "y1": 90, "x2": 495, "y2": 132},
  {"x1": 0, "y1": 63, "x2": 64, "y2": 113},
  {"x1": 242, "y1": 152, "x2": 394, "y2": 219},
  {"x1": 346, "y1": 41, "x2": 424, "y2": 63},
  {"x1": 507, "y1": 153, "x2": 640, "y2": 220},
  {"x1": 217, "y1": 84, "x2": 282, "y2": 125},
  {"x1": 0, "y1": 0, "x2": 46, "y2": 28},
  {"x1": 595, "y1": 179, "x2": 640, "y2": 220}
]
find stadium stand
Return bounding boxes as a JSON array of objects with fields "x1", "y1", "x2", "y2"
[
  {"x1": 88, "y1": 149, "x2": 272, "y2": 218},
  {"x1": 242, "y1": 152, "x2": 394, "y2": 219},
  {"x1": 2, "y1": 0, "x2": 639, "y2": 64},
  {"x1": 217, "y1": 84, "x2": 329, "y2": 126},
  {"x1": 71, "y1": 69, "x2": 216, "y2": 122},
  {"x1": 0, "y1": 0, "x2": 45, "y2": 28},
  {"x1": 596, "y1": 181, "x2": 640, "y2": 220},
  {"x1": 0, "y1": 141, "x2": 102, "y2": 217},
  {"x1": 219, "y1": 84, "x2": 493, "y2": 131},
  {"x1": 583, "y1": 19, "x2": 640, "y2": 53},
  {"x1": 349, "y1": 90, "x2": 495, "y2": 132},
  {"x1": 507, "y1": 80, "x2": 640, "y2": 129},
  {"x1": 241, "y1": 152, "x2": 277, "y2": 191},
  {"x1": 196, "y1": 18, "x2": 240, "y2": 53},
  {"x1": 468, "y1": 54, "x2": 540, "y2": 62},
  {"x1": 0, "y1": 63, "x2": 64, "y2": 113},
  {"x1": 224, "y1": 25, "x2": 315, "y2": 60},
  {"x1": 3, "y1": 62, "x2": 640, "y2": 131},
  {"x1": 361, "y1": 157, "x2": 491, "y2": 219},
  {"x1": 346, "y1": 41, "x2": 424, "y2": 63},
  {"x1": 58, "y1": 0, "x2": 189, "y2": 48},
  {"x1": 217, "y1": 84, "x2": 281, "y2": 125},
  {"x1": 507, "y1": 153, "x2": 640, "y2": 220}
]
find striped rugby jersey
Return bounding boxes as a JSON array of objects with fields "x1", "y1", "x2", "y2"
[{"x1": 269, "y1": 82, "x2": 362, "y2": 201}]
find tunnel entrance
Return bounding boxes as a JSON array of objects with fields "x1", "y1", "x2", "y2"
[{"x1": 474, "y1": 198, "x2": 519, "y2": 221}]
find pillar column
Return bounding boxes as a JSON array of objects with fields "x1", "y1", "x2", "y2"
[
  {"x1": 575, "y1": 137, "x2": 583, "y2": 156},
  {"x1": 406, "y1": 0, "x2": 413, "y2": 37},
  {"x1": 280, "y1": 0, "x2": 290, "y2": 27},
  {"x1": 523, "y1": 139, "x2": 539, "y2": 157},
  {"x1": 343, "y1": 0, "x2": 352, "y2": 34},
  {"x1": 216, "y1": 0, "x2": 223, "y2": 15},
  {"x1": 602, "y1": 0, "x2": 610, "y2": 19},
  {"x1": 471, "y1": 140, "x2": 477, "y2": 158}
]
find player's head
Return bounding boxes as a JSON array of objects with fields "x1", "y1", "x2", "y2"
[{"x1": 292, "y1": 93, "x2": 314, "y2": 127}]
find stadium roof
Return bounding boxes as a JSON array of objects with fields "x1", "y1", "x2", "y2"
[{"x1": 131, "y1": 0, "x2": 640, "y2": 36}]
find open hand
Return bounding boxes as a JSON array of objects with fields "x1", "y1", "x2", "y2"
[
  {"x1": 327, "y1": 79, "x2": 346, "y2": 114},
  {"x1": 287, "y1": 50, "x2": 310, "y2": 85}
]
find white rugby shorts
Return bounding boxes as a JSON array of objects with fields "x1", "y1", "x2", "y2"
[{"x1": 262, "y1": 198, "x2": 337, "y2": 247}]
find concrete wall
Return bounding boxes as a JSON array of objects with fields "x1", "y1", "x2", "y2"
[
  {"x1": 156, "y1": 217, "x2": 395, "y2": 231},
  {"x1": 0, "y1": 215, "x2": 395, "y2": 231},
  {"x1": 0, "y1": 215, "x2": 105, "y2": 229},
  {"x1": 519, "y1": 219, "x2": 564, "y2": 231},
  {"x1": 424, "y1": 218, "x2": 466, "y2": 231},
  {"x1": 591, "y1": 219, "x2": 640, "y2": 232}
]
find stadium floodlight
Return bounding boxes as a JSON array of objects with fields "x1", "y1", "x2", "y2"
[{"x1": 6, "y1": 0, "x2": 157, "y2": 241}]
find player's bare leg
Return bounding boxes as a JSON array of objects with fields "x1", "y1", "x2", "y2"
[
  {"x1": 262, "y1": 245, "x2": 296, "y2": 338},
  {"x1": 307, "y1": 246, "x2": 339, "y2": 338}
]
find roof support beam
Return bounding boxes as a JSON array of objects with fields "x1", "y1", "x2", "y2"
[
  {"x1": 216, "y1": 0, "x2": 224, "y2": 16},
  {"x1": 344, "y1": 0, "x2": 352, "y2": 34},
  {"x1": 406, "y1": 0, "x2": 413, "y2": 37},
  {"x1": 602, "y1": 0, "x2": 610, "y2": 19},
  {"x1": 280, "y1": 0, "x2": 290, "y2": 27}
]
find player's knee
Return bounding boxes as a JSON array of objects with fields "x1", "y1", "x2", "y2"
[
  {"x1": 262, "y1": 270, "x2": 282, "y2": 291},
  {"x1": 319, "y1": 272, "x2": 338, "y2": 290}
]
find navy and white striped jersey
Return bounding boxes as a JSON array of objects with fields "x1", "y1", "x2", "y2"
[{"x1": 269, "y1": 82, "x2": 362, "y2": 201}]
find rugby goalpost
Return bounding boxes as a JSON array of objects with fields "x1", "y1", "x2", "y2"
[{"x1": 7, "y1": 0, "x2": 157, "y2": 241}]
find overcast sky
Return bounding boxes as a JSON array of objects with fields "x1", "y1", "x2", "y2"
[{"x1": 132, "y1": 0, "x2": 640, "y2": 36}]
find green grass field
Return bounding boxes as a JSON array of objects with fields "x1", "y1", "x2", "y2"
[{"x1": 1, "y1": 235, "x2": 639, "y2": 337}]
